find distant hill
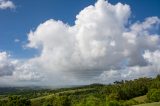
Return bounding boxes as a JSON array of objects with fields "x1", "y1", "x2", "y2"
[{"x1": 0, "y1": 75, "x2": 160, "y2": 106}]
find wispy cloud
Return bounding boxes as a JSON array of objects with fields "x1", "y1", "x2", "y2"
[
  {"x1": 14, "y1": 38, "x2": 20, "y2": 43},
  {"x1": 0, "y1": 0, "x2": 15, "y2": 10}
]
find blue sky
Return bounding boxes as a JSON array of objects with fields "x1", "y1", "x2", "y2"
[
  {"x1": 0, "y1": 0, "x2": 160, "y2": 59},
  {"x1": 0, "y1": 0, "x2": 160, "y2": 86}
]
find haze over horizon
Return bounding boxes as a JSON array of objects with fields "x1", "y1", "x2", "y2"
[{"x1": 0, "y1": 0, "x2": 160, "y2": 87}]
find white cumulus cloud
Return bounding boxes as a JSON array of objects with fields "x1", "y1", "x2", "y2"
[
  {"x1": 0, "y1": 0, "x2": 160, "y2": 86},
  {"x1": 0, "y1": 0, "x2": 15, "y2": 10}
]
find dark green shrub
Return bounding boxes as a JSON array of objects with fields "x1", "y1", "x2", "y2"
[
  {"x1": 122, "y1": 99, "x2": 138, "y2": 106},
  {"x1": 147, "y1": 89, "x2": 160, "y2": 102},
  {"x1": 106, "y1": 100, "x2": 120, "y2": 106}
]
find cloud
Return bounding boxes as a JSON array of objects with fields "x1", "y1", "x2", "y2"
[
  {"x1": 27, "y1": 0, "x2": 132, "y2": 79},
  {"x1": 14, "y1": 39, "x2": 20, "y2": 43},
  {"x1": 0, "y1": 52, "x2": 15, "y2": 76},
  {"x1": 0, "y1": 0, "x2": 15, "y2": 10},
  {"x1": 0, "y1": 51, "x2": 42, "y2": 80},
  {"x1": 97, "y1": 50, "x2": 160, "y2": 83},
  {"x1": 0, "y1": 0, "x2": 160, "y2": 86}
]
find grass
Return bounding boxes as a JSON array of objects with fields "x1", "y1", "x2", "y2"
[
  {"x1": 133, "y1": 95, "x2": 147, "y2": 103},
  {"x1": 31, "y1": 88, "x2": 94, "y2": 106},
  {"x1": 134, "y1": 102, "x2": 160, "y2": 106},
  {"x1": 31, "y1": 94, "x2": 55, "y2": 106},
  {"x1": 133, "y1": 95, "x2": 160, "y2": 106}
]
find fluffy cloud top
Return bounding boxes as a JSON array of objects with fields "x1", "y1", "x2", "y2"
[
  {"x1": 0, "y1": 0, "x2": 15, "y2": 10},
  {"x1": 0, "y1": 0, "x2": 160, "y2": 86}
]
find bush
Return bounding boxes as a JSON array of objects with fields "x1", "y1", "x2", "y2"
[
  {"x1": 7, "y1": 96, "x2": 31, "y2": 106},
  {"x1": 42, "y1": 95, "x2": 71, "y2": 106},
  {"x1": 0, "y1": 100, "x2": 7, "y2": 106},
  {"x1": 147, "y1": 89, "x2": 160, "y2": 102},
  {"x1": 75, "y1": 95, "x2": 104, "y2": 106},
  {"x1": 106, "y1": 100, "x2": 120, "y2": 106},
  {"x1": 108, "y1": 93, "x2": 119, "y2": 100},
  {"x1": 122, "y1": 99, "x2": 138, "y2": 106}
]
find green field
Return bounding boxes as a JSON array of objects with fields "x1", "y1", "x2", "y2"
[
  {"x1": 133, "y1": 95, "x2": 160, "y2": 106},
  {"x1": 30, "y1": 87, "x2": 95, "y2": 106},
  {"x1": 134, "y1": 102, "x2": 160, "y2": 106},
  {"x1": 133, "y1": 95, "x2": 147, "y2": 103}
]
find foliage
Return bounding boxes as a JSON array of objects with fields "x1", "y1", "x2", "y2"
[
  {"x1": 42, "y1": 95, "x2": 71, "y2": 106},
  {"x1": 147, "y1": 89, "x2": 160, "y2": 102},
  {"x1": 0, "y1": 96, "x2": 31, "y2": 106},
  {"x1": 122, "y1": 99, "x2": 138, "y2": 106},
  {"x1": 106, "y1": 100, "x2": 121, "y2": 106},
  {"x1": 75, "y1": 95, "x2": 104, "y2": 106}
]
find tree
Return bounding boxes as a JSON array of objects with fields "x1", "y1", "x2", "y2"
[{"x1": 7, "y1": 96, "x2": 31, "y2": 106}]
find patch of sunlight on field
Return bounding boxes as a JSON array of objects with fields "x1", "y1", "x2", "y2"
[{"x1": 133, "y1": 95, "x2": 147, "y2": 103}]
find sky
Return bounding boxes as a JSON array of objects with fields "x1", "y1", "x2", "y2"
[{"x1": 0, "y1": 0, "x2": 160, "y2": 86}]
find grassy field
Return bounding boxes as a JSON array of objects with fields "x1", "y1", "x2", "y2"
[
  {"x1": 31, "y1": 87, "x2": 95, "y2": 106},
  {"x1": 133, "y1": 95, "x2": 160, "y2": 106},
  {"x1": 133, "y1": 95, "x2": 147, "y2": 103},
  {"x1": 31, "y1": 94, "x2": 55, "y2": 106},
  {"x1": 134, "y1": 102, "x2": 160, "y2": 106}
]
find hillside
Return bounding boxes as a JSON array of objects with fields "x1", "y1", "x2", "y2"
[{"x1": 0, "y1": 75, "x2": 160, "y2": 106}]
